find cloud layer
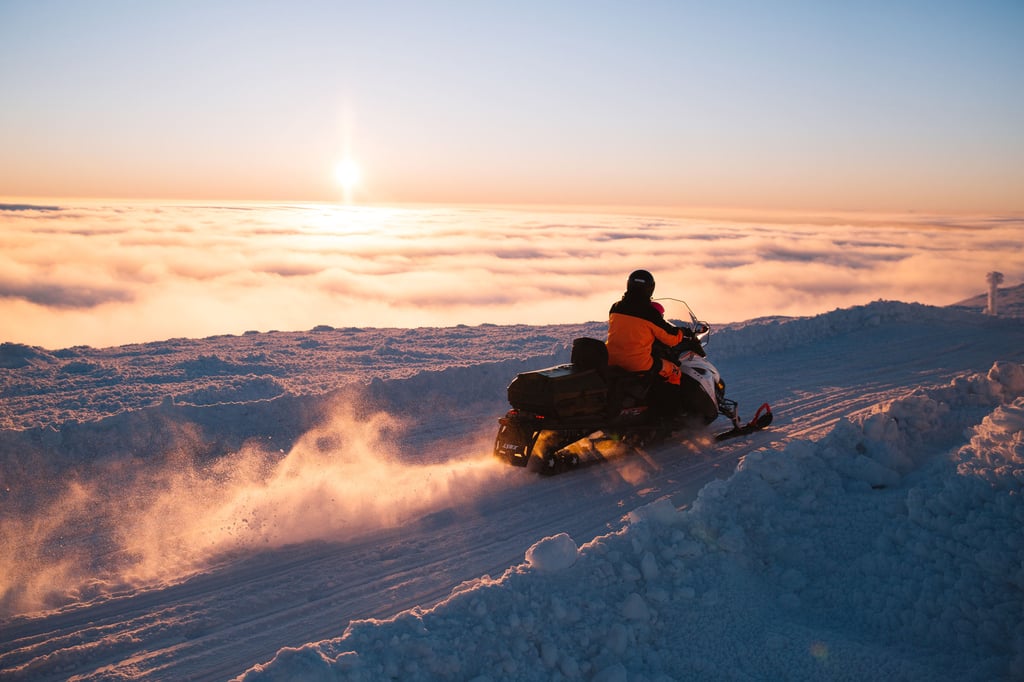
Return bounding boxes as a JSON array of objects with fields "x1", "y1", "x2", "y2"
[{"x1": 2, "y1": 201, "x2": 1021, "y2": 348}]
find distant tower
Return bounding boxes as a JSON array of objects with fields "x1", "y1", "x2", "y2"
[{"x1": 986, "y1": 271, "x2": 1004, "y2": 315}]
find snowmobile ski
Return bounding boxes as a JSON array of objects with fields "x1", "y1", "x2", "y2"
[{"x1": 714, "y1": 402, "x2": 773, "y2": 441}]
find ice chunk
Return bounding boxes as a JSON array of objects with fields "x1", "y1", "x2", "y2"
[{"x1": 525, "y1": 533, "x2": 578, "y2": 573}]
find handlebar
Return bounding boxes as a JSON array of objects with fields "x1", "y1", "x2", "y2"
[{"x1": 655, "y1": 296, "x2": 710, "y2": 345}]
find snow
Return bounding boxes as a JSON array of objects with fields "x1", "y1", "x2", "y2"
[
  {"x1": 2, "y1": 294, "x2": 1024, "y2": 681},
  {"x1": 524, "y1": 533, "x2": 579, "y2": 574}
]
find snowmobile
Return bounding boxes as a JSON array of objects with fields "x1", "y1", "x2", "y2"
[{"x1": 492, "y1": 299, "x2": 772, "y2": 474}]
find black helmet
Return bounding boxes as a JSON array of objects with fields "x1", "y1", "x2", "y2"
[{"x1": 626, "y1": 269, "x2": 655, "y2": 298}]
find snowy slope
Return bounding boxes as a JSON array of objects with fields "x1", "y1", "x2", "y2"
[
  {"x1": 951, "y1": 282, "x2": 1024, "y2": 317},
  {"x1": 1, "y1": 301, "x2": 1023, "y2": 681}
]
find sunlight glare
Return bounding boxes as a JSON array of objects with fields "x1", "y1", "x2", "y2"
[{"x1": 334, "y1": 158, "x2": 362, "y2": 199}]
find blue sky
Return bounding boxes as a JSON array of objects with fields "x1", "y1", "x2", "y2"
[{"x1": 1, "y1": 0, "x2": 1022, "y2": 210}]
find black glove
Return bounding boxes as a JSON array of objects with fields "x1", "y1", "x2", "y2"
[{"x1": 675, "y1": 335, "x2": 706, "y2": 357}]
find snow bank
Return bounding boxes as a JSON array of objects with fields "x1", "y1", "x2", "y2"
[
  {"x1": 238, "y1": 361, "x2": 1024, "y2": 681},
  {"x1": 0, "y1": 322, "x2": 601, "y2": 431},
  {"x1": 709, "y1": 300, "x2": 990, "y2": 360}
]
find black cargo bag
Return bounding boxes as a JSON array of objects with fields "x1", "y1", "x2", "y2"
[
  {"x1": 570, "y1": 337, "x2": 608, "y2": 373},
  {"x1": 507, "y1": 363, "x2": 607, "y2": 419}
]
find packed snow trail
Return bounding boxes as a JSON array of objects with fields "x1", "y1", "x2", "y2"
[
  {"x1": 246, "y1": 377, "x2": 1024, "y2": 681},
  {"x1": 1, "y1": 302, "x2": 1022, "y2": 680}
]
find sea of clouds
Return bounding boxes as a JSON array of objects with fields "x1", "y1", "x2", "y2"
[{"x1": 2, "y1": 201, "x2": 1021, "y2": 348}]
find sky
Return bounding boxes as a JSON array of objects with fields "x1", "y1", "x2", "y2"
[{"x1": 2, "y1": 0, "x2": 1023, "y2": 212}]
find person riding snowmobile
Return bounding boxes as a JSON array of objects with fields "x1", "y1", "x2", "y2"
[
  {"x1": 606, "y1": 270, "x2": 692, "y2": 384},
  {"x1": 606, "y1": 270, "x2": 710, "y2": 425},
  {"x1": 491, "y1": 271, "x2": 773, "y2": 471}
]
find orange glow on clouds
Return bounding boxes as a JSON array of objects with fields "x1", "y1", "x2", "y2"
[{"x1": 0, "y1": 200, "x2": 1021, "y2": 349}]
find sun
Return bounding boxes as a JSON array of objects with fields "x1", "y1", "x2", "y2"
[{"x1": 333, "y1": 158, "x2": 362, "y2": 198}]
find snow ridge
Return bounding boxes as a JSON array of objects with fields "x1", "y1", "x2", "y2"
[{"x1": 707, "y1": 299, "x2": 997, "y2": 360}]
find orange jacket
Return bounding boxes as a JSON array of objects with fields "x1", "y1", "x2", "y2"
[{"x1": 606, "y1": 295, "x2": 684, "y2": 372}]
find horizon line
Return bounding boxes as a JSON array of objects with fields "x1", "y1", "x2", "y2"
[{"x1": 4, "y1": 195, "x2": 1022, "y2": 223}]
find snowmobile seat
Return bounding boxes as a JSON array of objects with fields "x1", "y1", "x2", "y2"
[{"x1": 603, "y1": 365, "x2": 653, "y2": 416}]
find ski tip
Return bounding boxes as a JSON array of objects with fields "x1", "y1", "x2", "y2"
[{"x1": 753, "y1": 402, "x2": 773, "y2": 428}]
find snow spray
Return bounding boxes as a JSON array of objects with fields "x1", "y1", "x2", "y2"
[{"x1": 0, "y1": 394, "x2": 511, "y2": 618}]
